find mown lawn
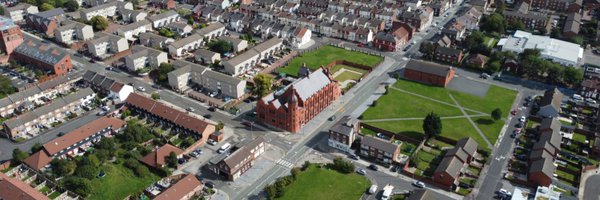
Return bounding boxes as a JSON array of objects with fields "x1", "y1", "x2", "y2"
[
  {"x1": 278, "y1": 165, "x2": 371, "y2": 200},
  {"x1": 334, "y1": 71, "x2": 363, "y2": 82},
  {"x1": 361, "y1": 89, "x2": 463, "y2": 120},
  {"x1": 88, "y1": 164, "x2": 160, "y2": 200},
  {"x1": 473, "y1": 117, "x2": 506, "y2": 145},
  {"x1": 331, "y1": 64, "x2": 368, "y2": 74},
  {"x1": 277, "y1": 45, "x2": 382, "y2": 77}
]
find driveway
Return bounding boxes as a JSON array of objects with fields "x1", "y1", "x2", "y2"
[{"x1": 583, "y1": 49, "x2": 600, "y2": 66}]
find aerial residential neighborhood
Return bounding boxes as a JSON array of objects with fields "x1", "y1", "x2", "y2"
[{"x1": 0, "y1": 0, "x2": 599, "y2": 199}]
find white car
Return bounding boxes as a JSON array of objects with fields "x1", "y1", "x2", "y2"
[
  {"x1": 137, "y1": 86, "x2": 146, "y2": 92},
  {"x1": 498, "y1": 188, "x2": 512, "y2": 196},
  {"x1": 357, "y1": 168, "x2": 366, "y2": 175},
  {"x1": 368, "y1": 185, "x2": 378, "y2": 194},
  {"x1": 519, "y1": 116, "x2": 526, "y2": 122},
  {"x1": 412, "y1": 181, "x2": 425, "y2": 188}
]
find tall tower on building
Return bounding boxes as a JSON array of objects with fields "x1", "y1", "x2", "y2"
[{"x1": 0, "y1": 17, "x2": 23, "y2": 55}]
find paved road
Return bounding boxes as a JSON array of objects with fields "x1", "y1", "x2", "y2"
[{"x1": 584, "y1": 175, "x2": 600, "y2": 200}]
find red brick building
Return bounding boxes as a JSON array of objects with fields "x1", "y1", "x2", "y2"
[
  {"x1": 208, "y1": 137, "x2": 265, "y2": 181},
  {"x1": 12, "y1": 39, "x2": 72, "y2": 75},
  {"x1": 373, "y1": 25, "x2": 411, "y2": 52},
  {"x1": 403, "y1": 59, "x2": 455, "y2": 87},
  {"x1": 0, "y1": 17, "x2": 23, "y2": 55},
  {"x1": 257, "y1": 66, "x2": 340, "y2": 132},
  {"x1": 25, "y1": 8, "x2": 63, "y2": 36},
  {"x1": 151, "y1": 0, "x2": 176, "y2": 9}
]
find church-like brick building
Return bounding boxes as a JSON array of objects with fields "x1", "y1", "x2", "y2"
[{"x1": 256, "y1": 65, "x2": 340, "y2": 132}]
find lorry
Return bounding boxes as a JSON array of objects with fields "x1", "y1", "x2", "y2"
[{"x1": 381, "y1": 184, "x2": 394, "y2": 200}]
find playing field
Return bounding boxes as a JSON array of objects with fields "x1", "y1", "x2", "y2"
[{"x1": 278, "y1": 165, "x2": 371, "y2": 200}]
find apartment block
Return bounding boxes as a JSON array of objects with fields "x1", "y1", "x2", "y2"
[
  {"x1": 86, "y1": 32, "x2": 129, "y2": 58},
  {"x1": 223, "y1": 37, "x2": 283, "y2": 76},
  {"x1": 360, "y1": 135, "x2": 401, "y2": 166},
  {"x1": 80, "y1": 1, "x2": 133, "y2": 21},
  {"x1": 54, "y1": 20, "x2": 94, "y2": 45},
  {"x1": 117, "y1": 19, "x2": 151, "y2": 41},
  {"x1": 4, "y1": 3, "x2": 38, "y2": 23},
  {"x1": 125, "y1": 45, "x2": 168, "y2": 72},
  {"x1": 167, "y1": 60, "x2": 247, "y2": 98}
]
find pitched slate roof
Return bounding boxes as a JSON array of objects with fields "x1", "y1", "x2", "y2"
[
  {"x1": 456, "y1": 137, "x2": 478, "y2": 157},
  {"x1": 405, "y1": 59, "x2": 454, "y2": 77},
  {"x1": 407, "y1": 189, "x2": 453, "y2": 200},
  {"x1": 195, "y1": 22, "x2": 225, "y2": 36},
  {"x1": 445, "y1": 147, "x2": 469, "y2": 162},
  {"x1": 434, "y1": 156, "x2": 463, "y2": 178},
  {"x1": 147, "y1": 10, "x2": 178, "y2": 22},
  {"x1": 540, "y1": 117, "x2": 561, "y2": 133},
  {"x1": 14, "y1": 39, "x2": 70, "y2": 66},
  {"x1": 153, "y1": 174, "x2": 202, "y2": 200},
  {"x1": 329, "y1": 116, "x2": 355, "y2": 136},
  {"x1": 292, "y1": 68, "x2": 334, "y2": 101},
  {"x1": 529, "y1": 157, "x2": 555, "y2": 178},
  {"x1": 361, "y1": 135, "x2": 400, "y2": 154},
  {"x1": 540, "y1": 88, "x2": 563, "y2": 110},
  {"x1": 43, "y1": 117, "x2": 125, "y2": 155},
  {"x1": 222, "y1": 137, "x2": 265, "y2": 172}
]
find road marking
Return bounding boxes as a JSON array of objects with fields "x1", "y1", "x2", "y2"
[{"x1": 276, "y1": 159, "x2": 294, "y2": 168}]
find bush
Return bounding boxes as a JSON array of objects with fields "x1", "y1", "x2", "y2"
[
  {"x1": 290, "y1": 167, "x2": 301, "y2": 178},
  {"x1": 265, "y1": 184, "x2": 277, "y2": 199},
  {"x1": 134, "y1": 165, "x2": 150, "y2": 177},
  {"x1": 75, "y1": 165, "x2": 98, "y2": 180},
  {"x1": 124, "y1": 158, "x2": 140, "y2": 170},
  {"x1": 330, "y1": 156, "x2": 355, "y2": 174},
  {"x1": 302, "y1": 161, "x2": 311, "y2": 170}
]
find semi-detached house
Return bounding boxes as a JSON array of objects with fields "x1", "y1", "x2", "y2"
[
  {"x1": 4, "y1": 3, "x2": 38, "y2": 23},
  {"x1": 80, "y1": 1, "x2": 133, "y2": 21},
  {"x1": 117, "y1": 19, "x2": 151, "y2": 41},
  {"x1": 147, "y1": 10, "x2": 180, "y2": 28},
  {"x1": 125, "y1": 45, "x2": 168, "y2": 72},
  {"x1": 23, "y1": 117, "x2": 125, "y2": 169},
  {"x1": 87, "y1": 32, "x2": 129, "y2": 58},
  {"x1": 54, "y1": 20, "x2": 94, "y2": 45},
  {"x1": 3, "y1": 88, "x2": 96, "y2": 140}
]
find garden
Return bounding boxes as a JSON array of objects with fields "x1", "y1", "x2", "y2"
[
  {"x1": 360, "y1": 79, "x2": 517, "y2": 153},
  {"x1": 264, "y1": 158, "x2": 371, "y2": 200},
  {"x1": 277, "y1": 45, "x2": 382, "y2": 77}
]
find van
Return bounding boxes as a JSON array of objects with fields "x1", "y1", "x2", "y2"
[
  {"x1": 368, "y1": 185, "x2": 378, "y2": 194},
  {"x1": 586, "y1": 98, "x2": 597, "y2": 104},
  {"x1": 217, "y1": 142, "x2": 232, "y2": 154},
  {"x1": 573, "y1": 94, "x2": 583, "y2": 100}
]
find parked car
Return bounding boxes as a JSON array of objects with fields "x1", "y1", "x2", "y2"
[
  {"x1": 357, "y1": 43, "x2": 365, "y2": 47},
  {"x1": 480, "y1": 73, "x2": 491, "y2": 79},
  {"x1": 368, "y1": 185, "x2": 378, "y2": 194},
  {"x1": 97, "y1": 111, "x2": 106, "y2": 116},
  {"x1": 58, "y1": 132, "x2": 65, "y2": 136},
  {"x1": 349, "y1": 154, "x2": 359, "y2": 160},
  {"x1": 519, "y1": 116, "x2": 526, "y2": 122},
  {"x1": 208, "y1": 107, "x2": 216, "y2": 112},
  {"x1": 357, "y1": 168, "x2": 367, "y2": 175},
  {"x1": 205, "y1": 181, "x2": 215, "y2": 188},
  {"x1": 497, "y1": 189, "x2": 511, "y2": 196},
  {"x1": 510, "y1": 133, "x2": 516, "y2": 138},
  {"x1": 412, "y1": 181, "x2": 425, "y2": 188},
  {"x1": 203, "y1": 114, "x2": 212, "y2": 119},
  {"x1": 511, "y1": 110, "x2": 517, "y2": 115},
  {"x1": 137, "y1": 86, "x2": 145, "y2": 92},
  {"x1": 186, "y1": 107, "x2": 195, "y2": 112},
  {"x1": 207, "y1": 139, "x2": 217, "y2": 145},
  {"x1": 515, "y1": 123, "x2": 523, "y2": 128},
  {"x1": 368, "y1": 164, "x2": 378, "y2": 171},
  {"x1": 329, "y1": 115, "x2": 337, "y2": 121}
]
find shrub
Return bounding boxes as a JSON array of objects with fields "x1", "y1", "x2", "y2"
[
  {"x1": 134, "y1": 165, "x2": 150, "y2": 177},
  {"x1": 302, "y1": 161, "x2": 311, "y2": 170},
  {"x1": 290, "y1": 167, "x2": 301, "y2": 178},
  {"x1": 265, "y1": 184, "x2": 277, "y2": 199},
  {"x1": 124, "y1": 158, "x2": 140, "y2": 170},
  {"x1": 331, "y1": 156, "x2": 355, "y2": 174}
]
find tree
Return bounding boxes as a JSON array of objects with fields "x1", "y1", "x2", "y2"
[
  {"x1": 546, "y1": 64, "x2": 564, "y2": 84},
  {"x1": 166, "y1": 152, "x2": 178, "y2": 168},
  {"x1": 12, "y1": 148, "x2": 28, "y2": 163},
  {"x1": 155, "y1": 63, "x2": 174, "y2": 83},
  {"x1": 481, "y1": 13, "x2": 507, "y2": 34},
  {"x1": 40, "y1": 3, "x2": 54, "y2": 11},
  {"x1": 508, "y1": 20, "x2": 525, "y2": 31},
  {"x1": 290, "y1": 167, "x2": 301, "y2": 178},
  {"x1": 550, "y1": 27, "x2": 562, "y2": 38},
  {"x1": 31, "y1": 143, "x2": 43, "y2": 153},
  {"x1": 63, "y1": 0, "x2": 79, "y2": 11},
  {"x1": 151, "y1": 93, "x2": 160, "y2": 100},
  {"x1": 253, "y1": 74, "x2": 274, "y2": 97},
  {"x1": 570, "y1": 36, "x2": 584, "y2": 45},
  {"x1": 87, "y1": 154, "x2": 100, "y2": 166},
  {"x1": 134, "y1": 165, "x2": 150, "y2": 177},
  {"x1": 0, "y1": 6, "x2": 4, "y2": 15},
  {"x1": 216, "y1": 121, "x2": 225, "y2": 131},
  {"x1": 95, "y1": 149, "x2": 110, "y2": 162},
  {"x1": 95, "y1": 137, "x2": 117, "y2": 151},
  {"x1": 265, "y1": 184, "x2": 277, "y2": 199},
  {"x1": 207, "y1": 40, "x2": 233, "y2": 54},
  {"x1": 0, "y1": 75, "x2": 16, "y2": 96},
  {"x1": 158, "y1": 27, "x2": 175, "y2": 38},
  {"x1": 491, "y1": 108, "x2": 502, "y2": 121},
  {"x1": 422, "y1": 112, "x2": 442, "y2": 138},
  {"x1": 75, "y1": 165, "x2": 98, "y2": 179},
  {"x1": 51, "y1": 159, "x2": 77, "y2": 176},
  {"x1": 62, "y1": 177, "x2": 92, "y2": 197},
  {"x1": 486, "y1": 61, "x2": 502, "y2": 73},
  {"x1": 563, "y1": 67, "x2": 583, "y2": 86},
  {"x1": 331, "y1": 156, "x2": 355, "y2": 173},
  {"x1": 90, "y1": 16, "x2": 109, "y2": 31}
]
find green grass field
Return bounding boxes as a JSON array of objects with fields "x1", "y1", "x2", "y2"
[
  {"x1": 334, "y1": 71, "x2": 363, "y2": 82},
  {"x1": 361, "y1": 79, "x2": 516, "y2": 151},
  {"x1": 278, "y1": 165, "x2": 371, "y2": 200},
  {"x1": 331, "y1": 65, "x2": 368, "y2": 74},
  {"x1": 88, "y1": 164, "x2": 160, "y2": 200},
  {"x1": 278, "y1": 46, "x2": 382, "y2": 77}
]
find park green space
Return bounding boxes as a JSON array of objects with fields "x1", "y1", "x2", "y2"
[
  {"x1": 361, "y1": 89, "x2": 464, "y2": 119},
  {"x1": 88, "y1": 163, "x2": 160, "y2": 200},
  {"x1": 334, "y1": 71, "x2": 363, "y2": 82},
  {"x1": 278, "y1": 45, "x2": 382, "y2": 77},
  {"x1": 277, "y1": 165, "x2": 370, "y2": 200}
]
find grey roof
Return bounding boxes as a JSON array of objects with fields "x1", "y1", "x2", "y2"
[
  {"x1": 194, "y1": 49, "x2": 219, "y2": 59},
  {"x1": 539, "y1": 130, "x2": 562, "y2": 150},
  {"x1": 170, "y1": 33, "x2": 203, "y2": 48},
  {"x1": 434, "y1": 156, "x2": 463, "y2": 178},
  {"x1": 166, "y1": 22, "x2": 190, "y2": 30},
  {"x1": 87, "y1": 32, "x2": 125, "y2": 46},
  {"x1": 540, "y1": 88, "x2": 563, "y2": 110},
  {"x1": 33, "y1": 8, "x2": 64, "y2": 18},
  {"x1": 99, "y1": 78, "x2": 115, "y2": 91},
  {"x1": 361, "y1": 135, "x2": 400, "y2": 154},
  {"x1": 445, "y1": 147, "x2": 468, "y2": 162},
  {"x1": 529, "y1": 149, "x2": 553, "y2": 161},
  {"x1": 37, "y1": 75, "x2": 74, "y2": 91},
  {"x1": 118, "y1": 19, "x2": 150, "y2": 32},
  {"x1": 56, "y1": 20, "x2": 89, "y2": 32},
  {"x1": 456, "y1": 137, "x2": 478, "y2": 157},
  {"x1": 80, "y1": 1, "x2": 120, "y2": 14},
  {"x1": 147, "y1": 10, "x2": 178, "y2": 22},
  {"x1": 14, "y1": 39, "x2": 70, "y2": 66},
  {"x1": 4, "y1": 88, "x2": 94, "y2": 129},
  {"x1": 128, "y1": 45, "x2": 165, "y2": 59},
  {"x1": 292, "y1": 68, "x2": 333, "y2": 101},
  {"x1": 251, "y1": 37, "x2": 282, "y2": 53},
  {"x1": 407, "y1": 189, "x2": 453, "y2": 200},
  {"x1": 222, "y1": 137, "x2": 265, "y2": 171},
  {"x1": 5, "y1": 3, "x2": 36, "y2": 12},
  {"x1": 529, "y1": 157, "x2": 555, "y2": 178},
  {"x1": 436, "y1": 46, "x2": 462, "y2": 57},
  {"x1": 203, "y1": 70, "x2": 244, "y2": 85},
  {"x1": 195, "y1": 22, "x2": 225, "y2": 36},
  {"x1": 91, "y1": 74, "x2": 106, "y2": 86},
  {"x1": 224, "y1": 49, "x2": 258, "y2": 67},
  {"x1": 405, "y1": 59, "x2": 453, "y2": 77},
  {"x1": 83, "y1": 70, "x2": 97, "y2": 82},
  {"x1": 375, "y1": 31, "x2": 396, "y2": 42},
  {"x1": 139, "y1": 32, "x2": 171, "y2": 42},
  {"x1": 329, "y1": 116, "x2": 355, "y2": 136},
  {"x1": 540, "y1": 118, "x2": 561, "y2": 133},
  {"x1": 218, "y1": 36, "x2": 245, "y2": 46}
]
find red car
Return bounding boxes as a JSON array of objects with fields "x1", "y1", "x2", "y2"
[
  {"x1": 511, "y1": 110, "x2": 517, "y2": 115},
  {"x1": 357, "y1": 43, "x2": 365, "y2": 47}
]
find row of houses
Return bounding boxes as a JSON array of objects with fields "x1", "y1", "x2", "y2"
[
  {"x1": 167, "y1": 22, "x2": 227, "y2": 57},
  {"x1": 2, "y1": 88, "x2": 96, "y2": 140},
  {"x1": 527, "y1": 117, "x2": 563, "y2": 187},
  {"x1": 223, "y1": 37, "x2": 284, "y2": 76},
  {"x1": 433, "y1": 138, "x2": 479, "y2": 190},
  {"x1": 82, "y1": 70, "x2": 134, "y2": 102}
]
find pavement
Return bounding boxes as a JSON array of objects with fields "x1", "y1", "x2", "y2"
[{"x1": 584, "y1": 174, "x2": 600, "y2": 200}]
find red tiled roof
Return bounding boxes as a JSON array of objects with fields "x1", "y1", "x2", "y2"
[
  {"x1": 23, "y1": 151, "x2": 53, "y2": 170},
  {"x1": 0, "y1": 172, "x2": 50, "y2": 200},
  {"x1": 43, "y1": 117, "x2": 125, "y2": 156},
  {"x1": 150, "y1": 103, "x2": 182, "y2": 122},
  {"x1": 154, "y1": 174, "x2": 202, "y2": 200},
  {"x1": 110, "y1": 82, "x2": 124, "y2": 93},
  {"x1": 125, "y1": 93, "x2": 156, "y2": 111},
  {"x1": 139, "y1": 144, "x2": 183, "y2": 168},
  {"x1": 174, "y1": 114, "x2": 212, "y2": 135}
]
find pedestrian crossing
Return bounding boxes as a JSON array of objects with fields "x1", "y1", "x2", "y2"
[{"x1": 276, "y1": 159, "x2": 294, "y2": 168}]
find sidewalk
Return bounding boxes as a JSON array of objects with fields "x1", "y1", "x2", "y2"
[{"x1": 578, "y1": 168, "x2": 598, "y2": 199}]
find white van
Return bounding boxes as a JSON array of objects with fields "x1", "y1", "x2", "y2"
[
  {"x1": 217, "y1": 142, "x2": 232, "y2": 154},
  {"x1": 368, "y1": 185, "x2": 378, "y2": 194}
]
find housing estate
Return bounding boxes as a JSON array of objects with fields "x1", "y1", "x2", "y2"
[
  {"x1": 167, "y1": 60, "x2": 247, "y2": 99},
  {"x1": 138, "y1": 32, "x2": 174, "y2": 50},
  {"x1": 23, "y1": 117, "x2": 125, "y2": 169},
  {"x1": 4, "y1": 3, "x2": 38, "y2": 23},
  {"x1": 82, "y1": 70, "x2": 134, "y2": 102},
  {"x1": 125, "y1": 45, "x2": 168, "y2": 72},
  {"x1": 117, "y1": 19, "x2": 152, "y2": 41},
  {"x1": 433, "y1": 137, "x2": 478, "y2": 189},
  {"x1": 54, "y1": 20, "x2": 94, "y2": 45},
  {"x1": 538, "y1": 88, "x2": 564, "y2": 118},
  {"x1": 256, "y1": 67, "x2": 341, "y2": 132},
  {"x1": 3, "y1": 88, "x2": 95, "y2": 140},
  {"x1": 147, "y1": 10, "x2": 180, "y2": 28},
  {"x1": 86, "y1": 32, "x2": 129, "y2": 58},
  {"x1": 223, "y1": 37, "x2": 283, "y2": 76},
  {"x1": 79, "y1": 0, "x2": 133, "y2": 21}
]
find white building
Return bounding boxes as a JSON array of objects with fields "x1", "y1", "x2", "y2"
[
  {"x1": 138, "y1": 32, "x2": 174, "y2": 50},
  {"x1": 219, "y1": 36, "x2": 248, "y2": 53},
  {"x1": 168, "y1": 33, "x2": 204, "y2": 57},
  {"x1": 168, "y1": 60, "x2": 247, "y2": 98},
  {"x1": 166, "y1": 22, "x2": 193, "y2": 36},
  {"x1": 108, "y1": 82, "x2": 133, "y2": 102},
  {"x1": 117, "y1": 19, "x2": 151, "y2": 41},
  {"x1": 4, "y1": 3, "x2": 38, "y2": 23},
  {"x1": 292, "y1": 27, "x2": 311, "y2": 48},
  {"x1": 121, "y1": 9, "x2": 147, "y2": 23},
  {"x1": 147, "y1": 10, "x2": 180, "y2": 29},
  {"x1": 196, "y1": 22, "x2": 226, "y2": 41},
  {"x1": 499, "y1": 30, "x2": 583, "y2": 66},
  {"x1": 223, "y1": 37, "x2": 283, "y2": 76},
  {"x1": 80, "y1": 1, "x2": 133, "y2": 21},
  {"x1": 125, "y1": 45, "x2": 168, "y2": 72},
  {"x1": 87, "y1": 32, "x2": 129, "y2": 58},
  {"x1": 54, "y1": 20, "x2": 94, "y2": 45}
]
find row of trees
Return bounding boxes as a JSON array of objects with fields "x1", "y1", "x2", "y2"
[
  {"x1": 517, "y1": 49, "x2": 583, "y2": 86},
  {"x1": 21, "y1": 0, "x2": 79, "y2": 11}
]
